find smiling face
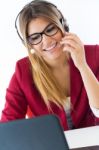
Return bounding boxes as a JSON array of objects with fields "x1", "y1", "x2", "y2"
[{"x1": 27, "y1": 17, "x2": 64, "y2": 62}]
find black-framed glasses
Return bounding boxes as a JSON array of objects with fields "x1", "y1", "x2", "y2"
[{"x1": 27, "y1": 23, "x2": 59, "y2": 45}]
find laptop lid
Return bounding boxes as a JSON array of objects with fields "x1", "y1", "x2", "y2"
[{"x1": 0, "y1": 114, "x2": 69, "y2": 150}]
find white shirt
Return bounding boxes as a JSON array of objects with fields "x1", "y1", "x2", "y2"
[{"x1": 64, "y1": 97, "x2": 99, "y2": 129}]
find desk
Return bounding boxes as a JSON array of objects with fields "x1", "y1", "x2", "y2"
[{"x1": 64, "y1": 126, "x2": 99, "y2": 149}]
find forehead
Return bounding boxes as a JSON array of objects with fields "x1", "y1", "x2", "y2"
[{"x1": 27, "y1": 17, "x2": 52, "y2": 35}]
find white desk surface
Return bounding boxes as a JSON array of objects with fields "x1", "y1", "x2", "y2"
[{"x1": 64, "y1": 126, "x2": 99, "y2": 149}]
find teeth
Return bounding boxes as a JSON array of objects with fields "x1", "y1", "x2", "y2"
[{"x1": 46, "y1": 43, "x2": 56, "y2": 51}]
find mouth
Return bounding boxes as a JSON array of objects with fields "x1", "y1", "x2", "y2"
[{"x1": 43, "y1": 42, "x2": 57, "y2": 52}]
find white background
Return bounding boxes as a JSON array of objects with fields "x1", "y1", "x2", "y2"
[{"x1": 0, "y1": 0, "x2": 99, "y2": 118}]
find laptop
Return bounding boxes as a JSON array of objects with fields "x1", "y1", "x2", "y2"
[
  {"x1": 0, "y1": 114, "x2": 69, "y2": 150},
  {"x1": 71, "y1": 146, "x2": 99, "y2": 150}
]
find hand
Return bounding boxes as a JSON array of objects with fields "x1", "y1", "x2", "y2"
[{"x1": 60, "y1": 32, "x2": 87, "y2": 70}]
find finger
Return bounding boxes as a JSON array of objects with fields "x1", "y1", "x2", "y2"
[
  {"x1": 62, "y1": 33, "x2": 83, "y2": 45},
  {"x1": 60, "y1": 39, "x2": 79, "y2": 51},
  {"x1": 62, "y1": 35, "x2": 82, "y2": 44},
  {"x1": 60, "y1": 40, "x2": 81, "y2": 52},
  {"x1": 64, "y1": 32, "x2": 78, "y2": 37},
  {"x1": 63, "y1": 44, "x2": 75, "y2": 53}
]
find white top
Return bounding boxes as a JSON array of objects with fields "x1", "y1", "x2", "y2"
[
  {"x1": 64, "y1": 97, "x2": 99, "y2": 129},
  {"x1": 63, "y1": 97, "x2": 74, "y2": 129}
]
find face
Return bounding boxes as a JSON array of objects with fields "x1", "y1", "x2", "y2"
[{"x1": 27, "y1": 17, "x2": 64, "y2": 61}]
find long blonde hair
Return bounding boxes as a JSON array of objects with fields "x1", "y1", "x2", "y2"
[{"x1": 18, "y1": 0, "x2": 69, "y2": 110}]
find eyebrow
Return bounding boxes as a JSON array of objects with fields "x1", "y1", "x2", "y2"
[{"x1": 27, "y1": 23, "x2": 54, "y2": 37}]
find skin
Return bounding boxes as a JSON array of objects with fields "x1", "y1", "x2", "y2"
[
  {"x1": 28, "y1": 17, "x2": 99, "y2": 109},
  {"x1": 27, "y1": 17, "x2": 67, "y2": 68}
]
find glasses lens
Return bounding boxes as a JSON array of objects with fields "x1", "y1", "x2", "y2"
[
  {"x1": 45, "y1": 24, "x2": 58, "y2": 36},
  {"x1": 28, "y1": 33, "x2": 41, "y2": 45}
]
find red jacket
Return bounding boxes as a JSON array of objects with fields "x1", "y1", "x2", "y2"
[{"x1": 1, "y1": 45, "x2": 99, "y2": 130}]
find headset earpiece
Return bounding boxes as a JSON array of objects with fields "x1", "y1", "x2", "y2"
[{"x1": 60, "y1": 18, "x2": 69, "y2": 32}]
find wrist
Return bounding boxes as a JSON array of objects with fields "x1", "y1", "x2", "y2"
[{"x1": 78, "y1": 62, "x2": 89, "y2": 73}]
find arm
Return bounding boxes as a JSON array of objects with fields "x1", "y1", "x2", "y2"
[
  {"x1": 60, "y1": 33, "x2": 99, "y2": 109},
  {"x1": 79, "y1": 63, "x2": 99, "y2": 109},
  {"x1": 1, "y1": 63, "x2": 28, "y2": 122}
]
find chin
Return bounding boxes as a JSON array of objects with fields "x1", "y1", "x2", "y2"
[{"x1": 44, "y1": 49, "x2": 63, "y2": 60}]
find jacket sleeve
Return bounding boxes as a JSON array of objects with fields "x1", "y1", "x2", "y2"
[
  {"x1": 96, "y1": 45, "x2": 99, "y2": 79},
  {"x1": 0, "y1": 61, "x2": 28, "y2": 122},
  {"x1": 95, "y1": 45, "x2": 99, "y2": 124}
]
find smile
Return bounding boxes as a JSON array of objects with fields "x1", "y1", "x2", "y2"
[
  {"x1": 43, "y1": 43, "x2": 57, "y2": 53},
  {"x1": 46, "y1": 43, "x2": 57, "y2": 51}
]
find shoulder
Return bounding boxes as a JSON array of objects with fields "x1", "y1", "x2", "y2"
[
  {"x1": 84, "y1": 44, "x2": 99, "y2": 57},
  {"x1": 84, "y1": 44, "x2": 99, "y2": 56},
  {"x1": 84, "y1": 45, "x2": 99, "y2": 70},
  {"x1": 15, "y1": 56, "x2": 31, "y2": 72},
  {"x1": 16, "y1": 56, "x2": 30, "y2": 68},
  {"x1": 15, "y1": 56, "x2": 32, "y2": 83}
]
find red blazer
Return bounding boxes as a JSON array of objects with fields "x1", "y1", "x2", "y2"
[{"x1": 1, "y1": 45, "x2": 99, "y2": 130}]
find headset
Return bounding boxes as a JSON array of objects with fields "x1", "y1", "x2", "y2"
[{"x1": 15, "y1": 0, "x2": 69, "y2": 44}]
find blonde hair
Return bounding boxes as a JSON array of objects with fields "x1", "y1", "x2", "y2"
[{"x1": 18, "y1": 0, "x2": 69, "y2": 110}]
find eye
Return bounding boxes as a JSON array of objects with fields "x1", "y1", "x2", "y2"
[
  {"x1": 46, "y1": 24, "x2": 56, "y2": 33},
  {"x1": 30, "y1": 34, "x2": 41, "y2": 41},
  {"x1": 27, "y1": 33, "x2": 41, "y2": 44},
  {"x1": 45, "y1": 24, "x2": 58, "y2": 36}
]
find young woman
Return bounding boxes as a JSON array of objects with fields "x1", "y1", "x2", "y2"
[{"x1": 1, "y1": 0, "x2": 99, "y2": 131}]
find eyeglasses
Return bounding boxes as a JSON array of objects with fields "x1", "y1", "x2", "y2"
[{"x1": 27, "y1": 23, "x2": 59, "y2": 45}]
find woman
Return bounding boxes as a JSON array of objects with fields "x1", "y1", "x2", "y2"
[{"x1": 1, "y1": 0, "x2": 99, "y2": 130}]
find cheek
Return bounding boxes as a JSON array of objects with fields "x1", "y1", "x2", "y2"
[
  {"x1": 54, "y1": 31, "x2": 63, "y2": 41},
  {"x1": 32, "y1": 45, "x2": 43, "y2": 56},
  {"x1": 32, "y1": 44, "x2": 41, "y2": 51}
]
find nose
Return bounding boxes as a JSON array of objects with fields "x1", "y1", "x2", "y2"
[
  {"x1": 42, "y1": 33, "x2": 51, "y2": 41},
  {"x1": 42, "y1": 34, "x2": 53, "y2": 47}
]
